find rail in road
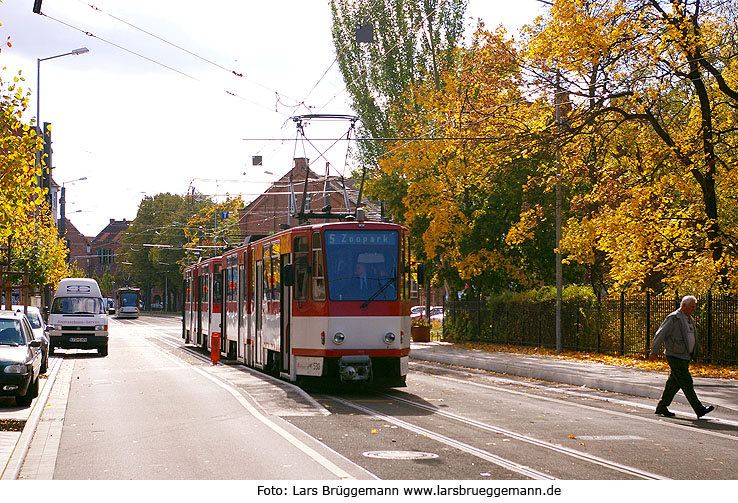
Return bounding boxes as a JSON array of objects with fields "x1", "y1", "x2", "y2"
[
  {"x1": 13, "y1": 315, "x2": 738, "y2": 481},
  {"x1": 136, "y1": 317, "x2": 738, "y2": 480}
]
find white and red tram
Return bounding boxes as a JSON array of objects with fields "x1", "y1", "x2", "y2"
[
  {"x1": 183, "y1": 221, "x2": 412, "y2": 387},
  {"x1": 183, "y1": 256, "x2": 222, "y2": 351}
]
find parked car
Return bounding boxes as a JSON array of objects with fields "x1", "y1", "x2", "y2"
[
  {"x1": 0, "y1": 310, "x2": 43, "y2": 407},
  {"x1": 12, "y1": 306, "x2": 49, "y2": 374},
  {"x1": 150, "y1": 302, "x2": 163, "y2": 311},
  {"x1": 105, "y1": 298, "x2": 116, "y2": 315},
  {"x1": 410, "y1": 305, "x2": 426, "y2": 319},
  {"x1": 430, "y1": 306, "x2": 445, "y2": 322}
]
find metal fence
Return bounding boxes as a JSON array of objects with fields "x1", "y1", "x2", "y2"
[{"x1": 443, "y1": 292, "x2": 738, "y2": 366}]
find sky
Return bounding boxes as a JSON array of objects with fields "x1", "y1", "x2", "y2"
[{"x1": 1, "y1": 0, "x2": 547, "y2": 237}]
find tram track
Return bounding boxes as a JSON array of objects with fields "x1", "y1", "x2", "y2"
[
  {"x1": 321, "y1": 392, "x2": 666, "y2": 480},
  {"x1": 131, "y1": 326, "x2": 736, "y2": 480}
]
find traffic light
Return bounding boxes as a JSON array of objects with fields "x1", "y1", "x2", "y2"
[{"x1": 33, "y1": 0, "x2": 43, "y2": 14}]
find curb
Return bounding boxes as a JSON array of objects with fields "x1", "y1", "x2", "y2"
[{"x1": 0, "y1": 357, "x2": 62, "y2": 480}]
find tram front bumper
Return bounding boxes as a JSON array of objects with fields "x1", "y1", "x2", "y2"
[{"x1": 338, "y1": 355, "x2": 372, "y2": 382}]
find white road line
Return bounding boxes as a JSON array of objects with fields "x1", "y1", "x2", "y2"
[
  {"x1": 410, "y1": 361, "x2": 738, "y2": 432},
  {"x1": 138, "y1": 335, "x2": 361, "y2": 480},
  {"x1": 381, "y1": 393, "x2": 667, "y2": 480},
  {"x1": 329, "y1": 396, "x2": 556, "y2": 480}
]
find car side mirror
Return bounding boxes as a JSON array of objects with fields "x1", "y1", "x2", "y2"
[
  {"x1": 30, "y1": 340, "x2": 42, "y2": 348},
  {"x1": 45, "y1": 325, "x2": 55, "y2": 332}
]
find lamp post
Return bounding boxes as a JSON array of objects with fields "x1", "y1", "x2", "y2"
[
  {"x1": 37, "y1": 47, "x2": 89, "y2": 132},
  {"x1": 534, "y1": 0, "x2": 562, "y2": 353},
  {"x1": 36, "y1": 48, "x2": 89, "y2": 208},
  {"x1": 59, "y1": 177, "x2": 88, "y2": 238}
]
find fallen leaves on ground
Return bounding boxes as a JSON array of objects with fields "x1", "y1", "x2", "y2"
[{"x1": 458, "y1": 342, "x2": 738, "y2": 380}]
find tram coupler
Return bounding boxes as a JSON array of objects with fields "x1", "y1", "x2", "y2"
[
  {"x1": 211, "y1": 332, "x2": 221, "y2": 365},
  {"x1": 338, "y1": 355, "x2": 372, "y2": 382}
]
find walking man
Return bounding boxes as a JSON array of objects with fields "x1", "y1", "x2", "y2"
[{"x1": 649, "y1": 295, "x2": 714, "y2": 418}]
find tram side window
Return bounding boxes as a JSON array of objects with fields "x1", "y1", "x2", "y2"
[
  {"x1": 271, "y1": 242, "x2": 281, "y2": 302},
  {"x1": 294, "y1": 236, "x2": 309, "y2": 302},
  {"x1": 201, "y1": 273, "x2": 208, "y2": 300},
  {"x1": 213, "y1": 272, "x2": 222, "y2": 304},
  {"x1": 311, "y1": 231, "x2": 326, "y2": 301}
]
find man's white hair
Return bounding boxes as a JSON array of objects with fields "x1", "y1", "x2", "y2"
[{"x1": 681, "y1": 295, "x2": 697, "y2": 307}]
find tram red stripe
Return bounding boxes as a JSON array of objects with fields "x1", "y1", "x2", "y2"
[{"x1": 292, "y1": 348, "x2": 410, "y2": 358}]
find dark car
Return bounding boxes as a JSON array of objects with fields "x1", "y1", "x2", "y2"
[
  {"x1": 0, "y1": 310, "x2": 43, "y2": 407},
  {"x1": 12, "y1": 305, "x2": 49, "y2": 374}
]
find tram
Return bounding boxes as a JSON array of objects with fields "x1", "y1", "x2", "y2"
[
  {"x1": 183, "y1": 220, "x2": 412, "y2": 387},
  {"x1": 115, "y1": 287, "x2": 141, "y2": 319}
]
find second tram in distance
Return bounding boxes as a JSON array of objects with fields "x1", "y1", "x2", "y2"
[
  {"x1": 183, "y1": 220, "x2": 412, "y2": 387},
  {"x1": 116, "y1": 287, "x2": 141, "y2": 319}
]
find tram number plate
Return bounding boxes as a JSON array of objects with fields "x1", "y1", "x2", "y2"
[
  {"x1": 296, "y1": 356, "x2": 323, "y2": 376},
  {"x1": 69, "y1": 337, "x2": 87, "y2": 343}
]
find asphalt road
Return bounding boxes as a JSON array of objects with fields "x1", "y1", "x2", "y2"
[{"x1": 16, "y1": 315, "x2": 738, "y2": 481}]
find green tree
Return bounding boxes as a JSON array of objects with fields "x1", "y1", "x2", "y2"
[
  {"x1": 181, "y1": 192, "x2": 245, "y2": 266},
  {"x1": 330, "y1": 0, "x2": 468, "y2": 219}
]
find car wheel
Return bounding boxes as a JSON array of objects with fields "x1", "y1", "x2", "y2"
[
  {"x1": 99, "y1": 345, "x2": 108, "y2": 357},
  {"x1": 16, "y1": 377, "x2": 38, "y2": 407}
]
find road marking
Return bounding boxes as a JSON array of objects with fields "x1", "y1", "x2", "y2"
[
  {"x1": 139, "y1": 336, "x2": 359, "y2": 480},
  {"x1": 378, "y1": 392, "x2": 667, "y2": 480},
  {"x1": 329, "y1": 395, "x2": 555, "y2": 480},
  {"x1": 410, "y1": 362, "x2": 738, "y2": 435}
]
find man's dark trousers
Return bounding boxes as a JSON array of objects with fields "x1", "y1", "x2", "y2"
[{"x1": 657, "y1": 355, "x2": 703, "y2": 413}]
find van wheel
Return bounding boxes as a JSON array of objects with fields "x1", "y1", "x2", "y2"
[
  {"x1": 99, "y1": 345, "x2": 108, "y2": 357},
  {"x1": 16, "y1": 377, "x2": 38, "y2": 407}
]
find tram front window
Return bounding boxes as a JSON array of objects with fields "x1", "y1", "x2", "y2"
[
  {"x1": 120, "y1": 293, "x2": 138, "y2": 307},
  {"x1": 324, "y1": 230, "x2": 398, "y2": 302}
]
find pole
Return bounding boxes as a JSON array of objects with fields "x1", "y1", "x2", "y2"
[{"x1": 555, "y1": 68, "x2": 563, "y2": 354}]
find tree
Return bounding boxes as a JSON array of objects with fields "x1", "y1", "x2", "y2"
[
  {"x1": 1, "y1": 33, "x2": 69, "y2": 292},
  {"x1": 374, "y1": 28, "x2": 565, "y2": 292},
  {"x1": 330, "y1": 0, "x2": 468, "y2": 219},
  {"x1": 181, "y1": 192, "x2": 246, "y2": 266},
  {"x1": 118, "y1": 193, "x2": 195, "y2": 301},
  {"x1": 523, "y1": 0, "x2": 738, "y2": 293}
]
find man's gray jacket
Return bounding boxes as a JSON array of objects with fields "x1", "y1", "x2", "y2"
[{"x1": 651, "y1": 309, "x2": 699, "y2": 361}]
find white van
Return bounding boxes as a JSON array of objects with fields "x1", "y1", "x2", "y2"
[{"x1": 48, "y1": 278, "x2": 109, "y2": 356}]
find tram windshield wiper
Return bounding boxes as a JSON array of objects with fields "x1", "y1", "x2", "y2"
[{"x1": 360, "y1": 276, "x2": 396, "y2": 309}]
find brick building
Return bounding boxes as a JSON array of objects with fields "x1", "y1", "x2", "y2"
[
  {"x1": 61, "y1": 218, "x2": 93, "y2": 277},
  {"x1": 89, "y1": 219, "x2": 130, "y2": 278},
  {"x1": 238, "y1": 158, "x2": 383, "y2": 239}
]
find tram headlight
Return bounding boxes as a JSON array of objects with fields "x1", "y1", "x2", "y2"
[
  {"x1": 383, "y1": 332, "x2": 396, "y2": 345},
  {"x1": 333, "y1": 331, "x2": 345, "y2": 345}
]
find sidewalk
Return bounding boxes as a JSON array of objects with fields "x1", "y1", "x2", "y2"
[
  {"x1": 410, "y1": 341, "x2": 738, "y2": 414},
  {"x1": 1, "y1": 358, "x2": 61, "y2": 480}
]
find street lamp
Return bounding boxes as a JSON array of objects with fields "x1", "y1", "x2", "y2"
[
  {"x1": 37, "y1": 47, "x2": 89, "y2": 131},
  {"x1": 36, "y1": 48, "x2": 89, "y2": 209},
  {"x1": 59, "y1": 177, "x2": 88, "y2": 238}
]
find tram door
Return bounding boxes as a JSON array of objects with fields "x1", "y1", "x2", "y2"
[
  {"x1": 237, "y1": 261, "x2": 245, "y2": 363},
  {"x1": 195, "y1": 270, "x2": 202, "y2": 346},
  {"x1": 254, "y1": 259, "x2": 263, "y2": 367},
  {"x1": 280, "y1": 253, "x2": 291, "y2": 376}
]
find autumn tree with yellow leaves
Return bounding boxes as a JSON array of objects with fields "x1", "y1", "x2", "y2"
[
  {"x1": 522, "y1": 0, "x2": 738, "y2": 294},
  {"x1": 1, "y1": 29, "x2": 70, "y2": 292},
  {"x1": 370, "y1": 28, "x2": 570, "y2": 291}
]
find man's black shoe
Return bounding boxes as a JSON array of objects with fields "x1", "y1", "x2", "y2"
[
  {"x1": 655, "y1": 408, "x2": 676, "y2": 417},
  {"x1": 697, "y1": 405, "x2": 715, "y2": 418}
]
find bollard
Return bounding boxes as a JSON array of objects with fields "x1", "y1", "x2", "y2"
[{"x1": 211, "y1": 332, "x2": 220, "y2": 365}]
